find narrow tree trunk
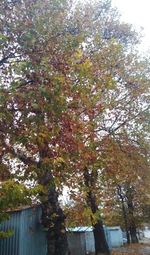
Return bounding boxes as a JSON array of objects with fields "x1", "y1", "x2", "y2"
[
  {"x1": 39, "y1": 168, "x2": 69, "y2": 255},
  {"x1": 129, "y1": 224, "x2": 138, "y2": 243},
  {"x1": 122, "y1": 202, "x2": 130, "y2": 244},
  {"x1": 117, "y1": 185, "x2": 130, "y2": 244},
  {"x1": 126, "y1": 187, "x2": 138, "y2": 244},
  {"x1": 84, "y1": 170, "x2": 110, "y2": 255}
]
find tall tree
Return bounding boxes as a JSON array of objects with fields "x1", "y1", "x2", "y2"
[
  {"x1": 102, "y1": 137, "x2": 150, "y2": 244},
  {"x1": 0, "y1": 0, "x2": 79, "y2": 254},
  {"x1": 64, "y1": 3, "x2": 150, "y2": 250},
  {"x1": 0, "y1": 0, "x2": 149, "y2": 255}
]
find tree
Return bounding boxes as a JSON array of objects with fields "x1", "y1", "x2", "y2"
[
  {"x1": 65, "y1": 24, "x2": 149, "y2": 252},
  {"x1": 102, "y1": 137, "x2": 150, "y2": 244},
  {"x1": 0, "y1": 0, "x2": 80, "y2": 254},
  {"x1": 0, "y1": 0, "x2": 150, "y2": 255}
]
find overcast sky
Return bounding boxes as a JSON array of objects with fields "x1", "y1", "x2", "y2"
[{"x1": 112, "y1": 0, "x2": 150, "y2": 52}]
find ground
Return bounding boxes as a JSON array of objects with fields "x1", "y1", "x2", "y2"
[
  {"x1": 112, "y1": 238, "x2": 150, "y2": 255},
  {"x1": 88, "y1": 234, "x2": 150, "y2": 255}
]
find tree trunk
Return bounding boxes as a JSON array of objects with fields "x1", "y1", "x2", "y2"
[
  {"x1": 93, "y1": 219, "x2": 110, "y2": 255},
  {"x1": 117, "y1": 185, "x2": 130, "y2": 244},
  {"x1": 129, "y1": 224, "x2": 138, "y2": 243},
  {"x1": 122, "y1": 202, "x2": 130, "y2": 244},
  {"x1": 40, "y1": 168, "x2": 69, "y2": 255},
  {"x1": 84, "y1": 170, "x2": 110, "y2": 255},
  {"x1": 126, "y1": 187, "x2": 138, "y2": 244}
]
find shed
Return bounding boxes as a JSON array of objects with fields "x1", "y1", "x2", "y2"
[
  {"x1": 0, "y1": 206, "x2": 47, "y2": 255},
  {"x1": 108, "y1": 226, "x2": 123, "y2": 248},
  {"x1": 68, "y1": 226, "x2": 112, "y2": 255},
  {"x1": 67, "y1": 227, "x2": 95, "y2": 255}
]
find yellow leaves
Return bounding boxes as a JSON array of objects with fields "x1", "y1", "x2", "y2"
[
  {"x1": 54, "y1": 157, "x2": 66, "y2": 166},
  {"x1": 37, "y1": 128, "x2": 52, "y2": 146},
  {"x1": 79, "y1": 59, "x2": 92, "y2": 77},
  {"x1": 76, "y1": 58, "x2": 92, "y2": 76},
  {"x1": 37, "y1": 135, "x2": 47, "y2": 146},
  {"x1": 53, "y1": 157, "x2": 66, "y2": 178},
  {"x1": 83, "y1": 59, "x2": 92, "y2": 69},
  {"x1": 38, "y1": 132, "x2": 47, "y2": 139},
  {"x1": 52, "y1": 74, "x2": 65, "y2": 84},
  {"x1": 70, "y1": 49, "x2": 93, "y2": 78},
  {"x1": 73, "y1": 49, "x2": 83, "y2": 61},
  {"x1": 83, "y1": 207, "x2": 92, "y2": 220},
  {"x1": 42, "y1": 157, "x2": 66, "y2": 172}
]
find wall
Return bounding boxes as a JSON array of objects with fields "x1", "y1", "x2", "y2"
[
  {"x1": 0, "y1": 207, "x2": 47, "y2": 255},
  {"x1": 20, "y1": 207, "x2": 47, "y2": 255},
  {"x1": 0, "y1": 211, "x2": 21, "y2": 255},
  {"x1": 85, "y1": 231, "x2": 95, "y2": 254},
  {"x1": 108, "y1": 227, "x2": 123, "y2": 248},
  {"x1": 67, "y1": 232, "x2": 86, "y2": 255}
]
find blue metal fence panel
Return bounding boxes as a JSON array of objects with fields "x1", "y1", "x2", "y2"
[
  {"x1": 104, "y1": 226, "x2": 112, "y2": 249},
  {"x1": 0, "y1": 211, "x2": 21, "y2": 255},
  {"x1": 20, "y1": 207, "x2": 47, "y2": 255},
  {"x1": 0, "y1": 207, "x2": 47, "y2": 255},
  {"x1": 85, "y1": 231, "x2": 95, "y2": 253},
  {"x1": 67, "y1": 232, "x2": 86, "y2": 255},
  {"x1": 107, "y1": 226, "x2": 123, "y2": 248}
]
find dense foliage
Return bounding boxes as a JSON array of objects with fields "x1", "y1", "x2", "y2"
[{"x1": 0, "y1": 0, "x2": 149, "y2": 254}]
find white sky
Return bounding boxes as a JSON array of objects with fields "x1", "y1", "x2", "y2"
[{"x1": 112, "y1": 0, "x2": 150, "y2": 52}]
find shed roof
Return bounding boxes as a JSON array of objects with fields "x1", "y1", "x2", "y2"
[
  {"x1": 68, "y1": 226, "x2": 93, "y2": 232},
  {"x1": 107, "y1": 226, "x2": 121, "y2": 230},
  {"x1": 6, "y1": 204, "x2": 40, "y2": 213}
]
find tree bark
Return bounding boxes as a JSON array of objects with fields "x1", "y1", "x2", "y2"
[
  {"x1": 93, "y1": 219, "x2": 110, "y2": 255},
  {"x1": 117, "y1": 185, "x2": 130, "y2": 244},
  {"x1": 40, "y1": 168, "x2": 69, "y2": 255},
  {"x1": 129, "y1": 224, "x2": 138, "y2": 243},
  {"x1": 42, "y1": 200, "x2": 69, "y2": 255},
  {"x1": 84, "y1": 170, "x2": 110, "y2": 255},
  {"x1": 121, "y1": 200, "x2": 130, "y2": 244},
  {"x1": 126, "y1": 187, "x2": 138, "y2": 244}
]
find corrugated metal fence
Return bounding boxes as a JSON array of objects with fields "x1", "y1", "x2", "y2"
[
  {"x1": 0, "y1": 207, "x2": 47, "y2": 255},
  {"x1": 0, "y1": 211, "x2": 20, "y2": 255}
]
